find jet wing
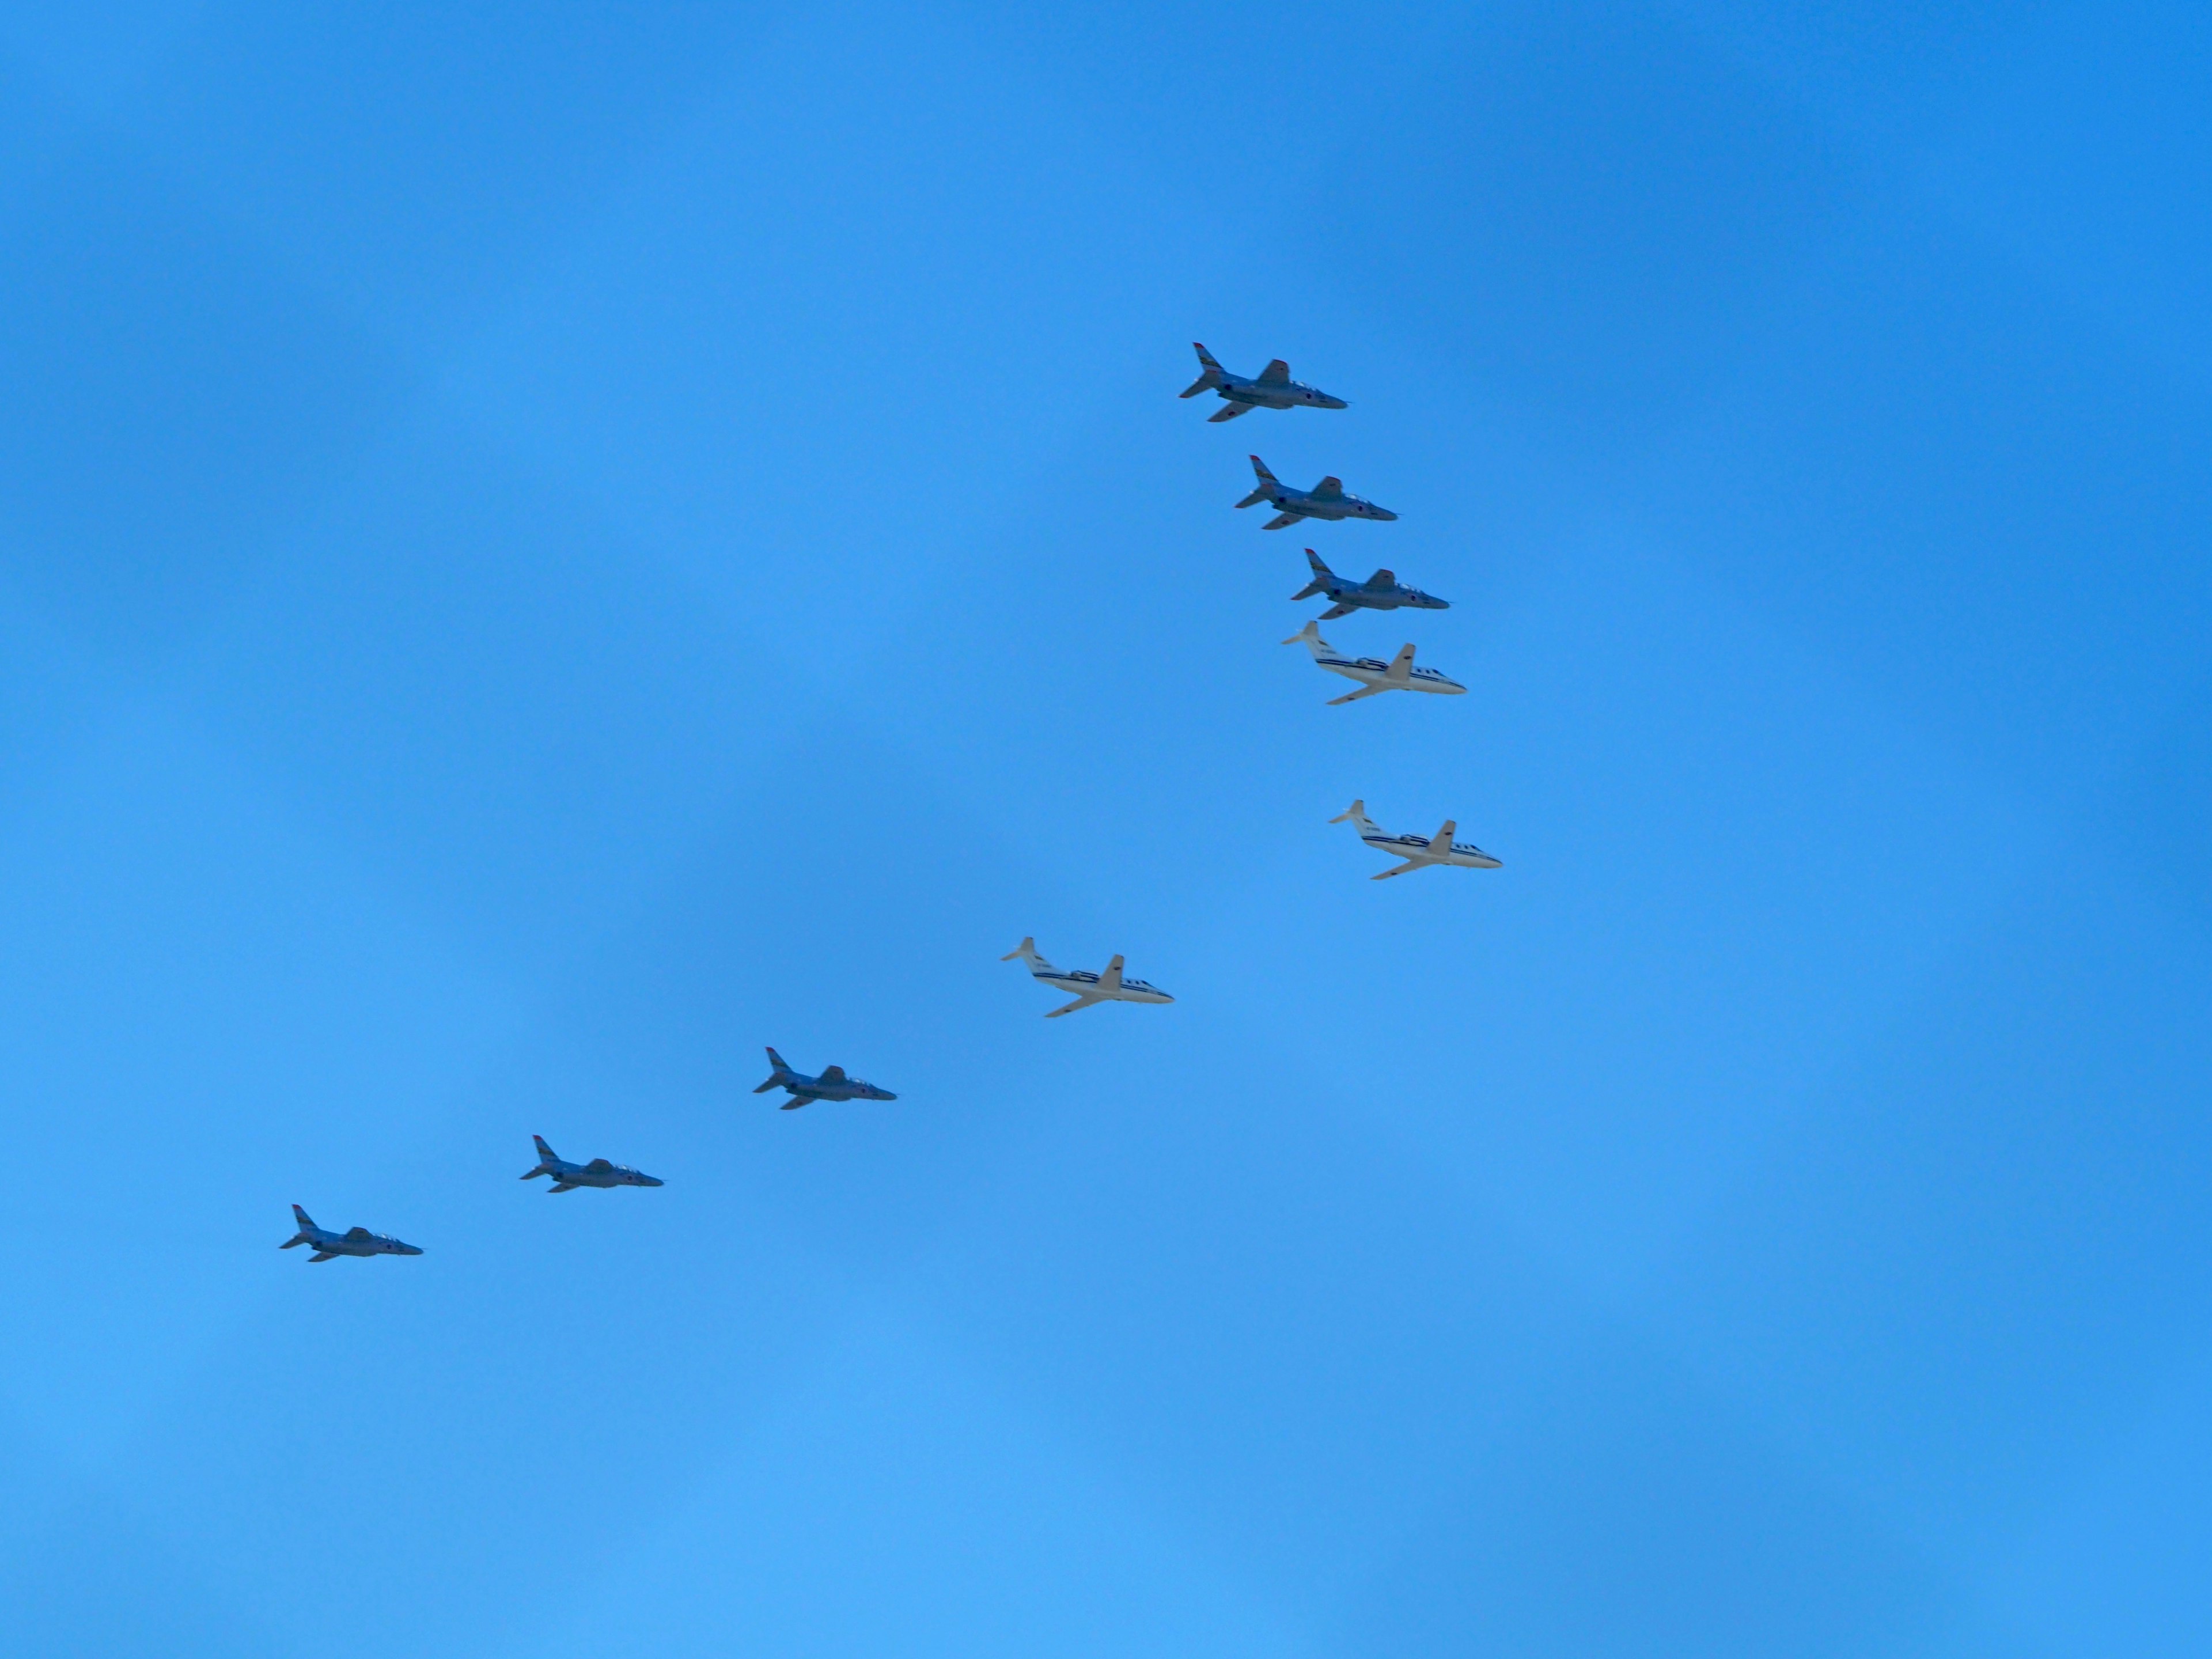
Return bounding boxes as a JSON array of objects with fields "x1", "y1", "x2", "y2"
[
  {"x1": 1045, "y1": 994, "x2": 1103, "y2": 1018},
  {"x1": 1367, "y1": 569, "x2": 1395, "y2": 588},
  {"x1": 1098, "y1": 955, "x2": 1126, "y2": 994},
  {"x1": 1384, "y1": 645, "x2": 1415, "y2": 682},
  {"x1": 1262, "y1": 513, "x2": 1302, "y2": 530},
  {"x1": 820, "y1": 1064, "x2": 847, "y2": 1083},
  {"x1": 1207, "y1": 402, "x2": 1252, "y2": 422},
  {"x1": 1320, "y1": 602, "x2": 1358, "y2": 619},
  {"x1": 343, "y1": 1226, "x2": 373, "y2": 1241},
  {"x1": 584, "y1": 1158, "x2": 615, "y2": 1173},
  {"x1": 1372, "y1": 859, "x2": 1425, "y2": 879},
  {"x1": 1256, "y1": 358, "x2": 1292, "y2": 385},
  {"x1": 1327, "y1": 683, "x2": 1393, "y2": 704},
  {"x1": 1427, "y1": 820, "x2": 1456, "y2": 857},
  {"x1": 309, "y1": 1251, "x2": 339, "y2": 1262},
  {"x1": 1310, "y1": 476, "x2": 1345, "y2": 500}
]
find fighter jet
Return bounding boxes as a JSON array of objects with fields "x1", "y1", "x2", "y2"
[
  {"x1": 1292, "y1": 549, "x2": 1449, "y2": 619},
  {"x1": 1001, "y1": 937, "x2": 1175, "y2": 1018},
  {"x1": 1330, "y1": 800, "x2": 1502, "y2": 878},
  {"x1": 1179, "y1": 343, "x2": 1349, "y2": 422},
  {"x1": 279, "y1": 1204, "x2": 423, "y2": 1263},
  {"x1": 519, "y1": 1135, "x2": 664, "y2": 1192},
  {"x1": 754, "y1": 1046, "x2": 897, "y2": 1109},
  {"x1": 1236, "y1": 456, "x2": 1397, "y2": 529},
  {"x1": 1282, "y1": 620, "x2": 1465, "y2": 704}
]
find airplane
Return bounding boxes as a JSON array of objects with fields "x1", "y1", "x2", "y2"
[
  {"x1": 1330, "y1": 800, "x2": 1502, "y2": 878},
  {"x1": 1281, "y1": 620, "x2": 1465, "y2": 704},
  {"x1": 519, "y1": 1134, "x2": 664, "y2": 1192},
  {"x1": 1291, "y1": 548, "x2": 1449, "y2": 619},
  {"x1": 1179, "y1": 343, "x2": 1348, "y2": 422},
  {"x1": 279, "y1": 1204, "x2": 423, "y2": 1263},
  {"x1": 754, "y1": 1046, "x2": 897, "y2": 1109},
  {"x1": 1000, "y1": 937, "x2": 1175, "y2": 1018},
  {"x1": 1236, "y1": 456, "x2": 1397, "y2": 529}
]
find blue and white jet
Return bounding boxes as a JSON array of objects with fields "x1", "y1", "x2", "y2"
[
  {"x1": 1001, "y1": 938, "x2": 1175, "y2": 1018},
  {"x1": 520, "y1": 1135, "x2": 664, "y2": 1192},
  {"x1": 755, "y1": 1047, "x2": 898, "y2": 1109},
  {"x1": 1180, "y1": 343, "x2": 1349, "y2": 423},
  {"x1": 1292, "y1": 548, "x2": 1449, "y2": 619},
  {"x1": 1330, "y1": 800, "x2": 1502, "y2": 878},
  {"x1": 1282, "y1": 620, "x2": 1465, "y2": 704},
  {"x1": 1237, "y1": 456, "x2": 1398, "y2": 529},
  {"x1": 279, "y1": 1204, "x2": 423, "y2": 1263}
]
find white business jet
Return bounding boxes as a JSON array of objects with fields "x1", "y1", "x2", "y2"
[
  {"x1": 1001, "y1": 938, "x2": 1175, "y2": 1018},
  {"x1": 1330, "y1": 801, "x2": 1502, "y2": 878},
  {"x1": 1281, "y1": 620, "x2": 1464, "y2": 704}
]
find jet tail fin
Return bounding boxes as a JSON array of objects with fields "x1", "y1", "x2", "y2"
[
  {"x1": 999, "y1": 936, "x2": 1058, "y2": 976},
  {"x1": 754, "y1": 1047, "x2": 790, "y2": 1092},
  {"x1": 1180, "y1": 342, "x2": 1225, "y2": 397},
  {"x1": 1291, "y1": 547, "x2": 1334, "y2": 600},
  {"x1": 1329, "y1": 800, "x2": 1384, "y2": 838},
  {"x1": 523, "y1": 1135, "x2": 559, "y2": 1178},
  {"x1": 281, "y1": 1204, "x2": 317, "y2": 1248},
  {"x1": 1280, "y1": 620, "x2": 1333, "y2": 660},
  {"x1": 1236, "y1": 454, "x2": 1278, "y2": 509}
]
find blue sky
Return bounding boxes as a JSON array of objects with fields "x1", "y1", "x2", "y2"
[{"x1": 2, "y1": 3, "x2": 2210, "y2": 1655}]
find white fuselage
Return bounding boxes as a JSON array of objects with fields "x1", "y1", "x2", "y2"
[
  {"x1": 1033, "y1": 967, "x2": 1174, "y2": 1005},
  {"x1": 1316, "y1": 649, "x2": 1464, "y2": 696},
  {"x1": 1361, "y1": 830, "x2": 1500, "y2": 870}
]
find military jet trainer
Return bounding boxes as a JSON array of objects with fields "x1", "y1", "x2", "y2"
[
  {"x1": 279, "y1": 1204, "x2": 423, "y2": 1263},
  {"x1": 755, "y1": 1046, "x2": 898, "y2": 1109},
  {"x1": 1330, "y1": 800, "x2": 1502, "y2": 878},
  {"x1": 1292, "y1": 549, "x2": 1449, "y2": 619},
  {"x1": 1001, "y1": 937, "x2": 1175, "y2": 1018},
  {"x1": 1179, "y1": 343, "x2": 1348, "y2": 423},
  {"x1": 1282, "y1": 621, "x2": 1465, "y2": 704},
  {"x1": 520, "y1": 1135, "x2": 664, "y2": 1192},
  {"x1": 1236, "y1": 456, "x2": 1397, "y2": 529}
]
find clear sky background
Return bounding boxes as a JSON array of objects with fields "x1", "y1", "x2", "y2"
[{"x1": 1, "y1": 3, "x2": 2209, "y2": 1655}]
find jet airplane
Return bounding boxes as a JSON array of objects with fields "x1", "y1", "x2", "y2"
[
  {"x1": 1001, "y1": 938, "x2": 1175, "y2": 1018},
  {"x1": 1179, "y1": 343, "x2": 1348, "y2": 422},
  {"x1": 1237, "y1": 456, "x2": 1397, "y2": 529},
  {"x1": 1330, "y1": 800, "x2": 1501, "y2": 878},
  {"x1": 1282, "y1": 621, "x2": 1465, "y2": 703},
  {"x1": 755, "y1": 1047, "x2": 897, "y2": 1109},
  {"x1": 279, "y1": 1205, "x2": 423, "y2": 1263},
  {"x1": 520, "y1": 1135, "x2": 663, "y2": 1192},
  {"x1": 1292, "y1": 549, "x2": 1449, "y2": 619}
]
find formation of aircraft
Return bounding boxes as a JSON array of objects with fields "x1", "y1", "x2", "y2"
[
  {"x1": 1236, "y1": 456, "x2": 1398, "y2": 528},
  {"x1": 1180, "y1": 342, "x2": 1349, "y2": 422},
  {"x1": 1282, "y1": 620, "x2": 1465, "y2": 703},
  {"x1": 521, "y1": 1134, "x2": 663, "y2": 1191},
  {"x1": 279, "y1": 1205, "x2": 423, "y2": 1263},
  {"x1": 1002, "y1": 937, "x2": 1175, "y2": 1017},
  {"x1": 1292, "y1": 549, "x2": 1448, "y2": 618},
  {"x1": 755, "y1": 1046, "x2": 899, "y2": 1108},
  {"x1": 278, "y1": 339, "x2": 1502, "y2": 1264},
  {"x1": 1330, "y1": 800, "x2": 1501, "y2": 878}
]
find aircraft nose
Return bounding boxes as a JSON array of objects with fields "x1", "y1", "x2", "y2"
[
  {"x1": 398, "y1": 1243, "x2": 424, "y2": 1255},
  {"x1": 1320, "y1": 393, "x2": 1348, "y2": 408},
  {"x1": 1374, "y1": 507, "x2": 1399, "y2": 521},
  {"x1": 640, "y1": 1175, "x2": 665, "y2": 1187}
]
